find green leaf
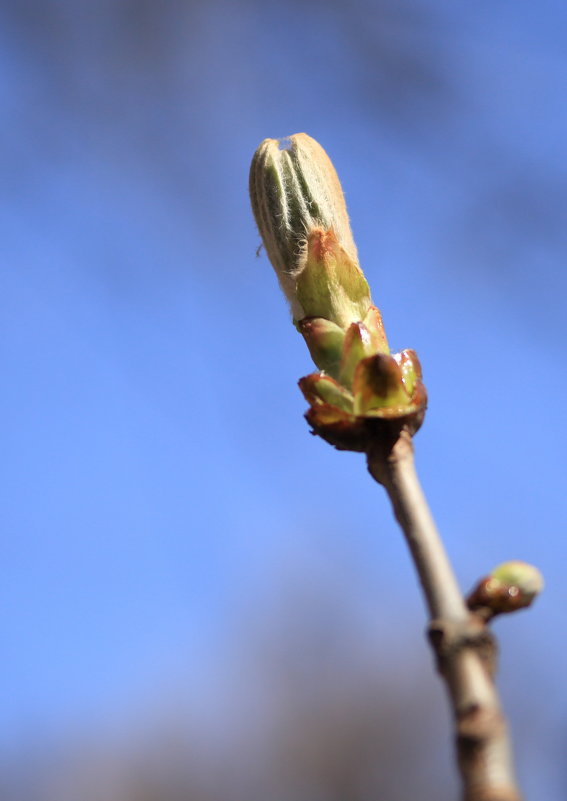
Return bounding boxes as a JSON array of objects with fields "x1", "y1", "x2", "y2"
[
  {"x1": 338, "y1": 322, "x2": 369, "y2": 389},
  {"x1": 295, "y1": 228, "x2": 371, "y2": 329},
  {"x1": 362, "y1": 306, "x2": 390, "y2": 354},
  {"x1": 297, "y1": 317, "x2": 345, "y2": 378},
  {"x1": 352, "y1": 354, "x2": 411, "y2": 415},
  {"x1": 299, "y1": 373, "x2": 354, "y2": 412},
  {"x1": 393, "y1": 349, "x2": 422, "y2": 397}
]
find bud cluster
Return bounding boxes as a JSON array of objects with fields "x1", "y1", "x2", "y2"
[{"x1": 250, "y1": 133, "x2": 427, "y2": 451}]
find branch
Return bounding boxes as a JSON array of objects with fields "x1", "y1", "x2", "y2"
[
  {"x1": 249, "y1": 132, "x2": 541, "y2": 801},
  {"x1": 367, "y1": 430, "x2": 522, "y2": 801}
]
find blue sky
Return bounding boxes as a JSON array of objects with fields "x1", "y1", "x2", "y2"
[{"x1": 1, "y1": 1, "x2": 567, "y2": 797}]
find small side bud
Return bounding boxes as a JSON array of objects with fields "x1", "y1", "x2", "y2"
[{"x1": 467, "y1": 560, "x2": 544, "y2": 620}]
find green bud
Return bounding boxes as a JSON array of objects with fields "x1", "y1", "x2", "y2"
[
  {"x1": 249, "y1": 133, "x2": 371, "y2": 326},
  {"x1": 467, "y1": 560, "x2": 544, "y2": 618},
  {"x1": 490, "y1": 561, "x2": 544, "y2": 602},
  {"x1": 250, "y1": 133, "x2": 428, "y2": 452}
]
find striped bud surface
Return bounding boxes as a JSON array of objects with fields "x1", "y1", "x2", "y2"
[{"x1": 250, "y1": 133, "x2": 371, "y2": 325}]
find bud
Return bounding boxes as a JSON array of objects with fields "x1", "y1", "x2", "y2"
[
  {"x1": 467, "y1": 560, "x2": 544, "y2": 618},
  {"x1": 490, "y1": 561, "x2": 544, "y2": 601},
  {"x1": 250, "y1": 133, "x2": 427, "y2": 452},
  {"x1": 249, "y1": 133, "x2": 371, "y2": 326},
  {"x1": 298, "y1": 348, "x2": 427, "y2": 452},
  {"x1": 297, "y1": 304, "x2": 389, "y2": 383}
]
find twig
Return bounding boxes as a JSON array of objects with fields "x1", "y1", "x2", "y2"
[
  {"x1": 249, "y1": 132, "x2": 537, "y2": 801},
  {"x1": 367, "y1": 429, "x2": 522, "y2": 801}
]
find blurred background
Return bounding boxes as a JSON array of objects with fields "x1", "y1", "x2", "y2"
[{"x1": 2, "y1": 1, "x2": 566, "y2": 798}]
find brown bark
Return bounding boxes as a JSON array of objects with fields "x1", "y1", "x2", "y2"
[{"x1": 367, "y1": 430, "x2": 522, "y2": 801}]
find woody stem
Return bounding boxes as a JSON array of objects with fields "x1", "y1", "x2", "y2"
[{"x1": 367, "y1": 430, "x2": 522, "y2": 801}]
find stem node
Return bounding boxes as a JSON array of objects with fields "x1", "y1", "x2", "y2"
[{"x1": 366, "y1": 431, "x2": 522, "y2": 801}]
